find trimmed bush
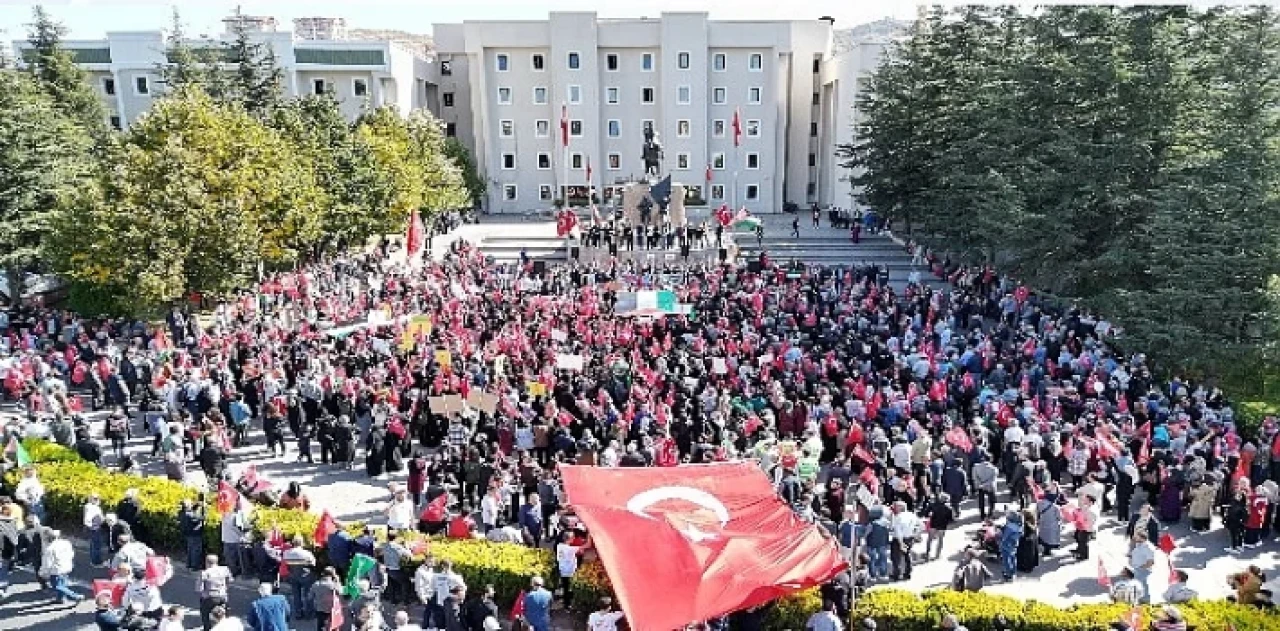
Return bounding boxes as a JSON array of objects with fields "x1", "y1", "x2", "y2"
[{"x1": 853, "y1": 589, "x2": 1280, "y2": 631}]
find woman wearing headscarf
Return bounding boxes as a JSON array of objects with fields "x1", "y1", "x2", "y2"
[{"x1": 998, "y1": 510, "x2": 1023, "y2": 581}]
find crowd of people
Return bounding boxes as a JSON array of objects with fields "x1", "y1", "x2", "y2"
[{"x1": 0, "y1": 222, "x2": 1278, "y2": 631}]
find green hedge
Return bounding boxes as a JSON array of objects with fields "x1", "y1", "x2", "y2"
[
  {"x1": 852, "y1": 590, "x2": 1279, "y2": 631},
  {"x1": 12, "y1": 440, "x2": 1276, "y2": 630}
]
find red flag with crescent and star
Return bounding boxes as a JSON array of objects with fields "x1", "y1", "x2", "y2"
[{"x1": 560, "y1": 462, "x2": 847, "y2": 631}]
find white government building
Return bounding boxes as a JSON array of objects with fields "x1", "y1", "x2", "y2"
[{"x1": 10, "y1": 11, "x2": 899, "y2": 215}]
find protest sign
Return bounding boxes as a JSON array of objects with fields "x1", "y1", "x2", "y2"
[{"x1": 556, "y1": 354, "x2": 585, "y2": 371}]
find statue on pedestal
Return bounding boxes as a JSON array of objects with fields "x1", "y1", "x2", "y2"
[{"x1": 642, "y1": 126, "x2": 663, "y2": 177}]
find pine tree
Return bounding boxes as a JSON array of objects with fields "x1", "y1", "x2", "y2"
[
  {"x1": 159, "y1": 7, "x2": 205, "y2": 93},
  {"x1": 25, "y1": 6, "x2": 106, "y2": 132},
  {"x1": 223, "y1": 10, "x2": 284, "y2": 117}
]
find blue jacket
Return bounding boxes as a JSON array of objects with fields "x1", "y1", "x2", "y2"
[
  {"x1": 247, "y1": 594, "x2": 291, "y2": 631},
  {"x1": 326, "y1": 531, "x2": 352, "y2": 568},
  {"x1": 519, "y1": 505, "x2": 544, "y2": 539},
  {"x1": 522, "y1": 587, "x2": 553, "y2": 631}
]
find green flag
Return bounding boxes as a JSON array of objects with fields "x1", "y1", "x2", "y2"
[
  {"x1": 5, "y1": 437, "x2": 30, "y2": 467},
  {"x1": 344, "y1": 553, "x2": 377, "y2": 598}
]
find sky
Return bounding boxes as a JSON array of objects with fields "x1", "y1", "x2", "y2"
[{"x1": 0, "y1": 0, "x2": 923, "y2": 42}]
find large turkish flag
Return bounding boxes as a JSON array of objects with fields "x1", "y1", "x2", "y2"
[{"x1": 560, "y1": 462, "x2": 847, "y2": 631}]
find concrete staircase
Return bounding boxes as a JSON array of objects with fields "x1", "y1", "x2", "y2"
[
  {"x1": 735, "y1": 230, "x2": 946, "y2": 290},
  {"x1": 477, "y1": 234, "x2": 569, "y2": 264}
]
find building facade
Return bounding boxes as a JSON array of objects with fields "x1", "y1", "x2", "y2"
[
  {"x1": 816, "y1": 30, "x2": 897, "y2": 213},
  {"x1": 11, "y1": 21, "x2": 434, "y2": 130},
  {"x1": 433, "y1": 11, "x2": 834, "y2": 214}
]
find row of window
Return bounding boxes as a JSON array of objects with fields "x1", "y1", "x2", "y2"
[
  {"x1": 500, "y1": 183, "x2": 762, "y2": 203},
  {"x1": 499, "y1": 151, "x2": 767, "y2": 171},
  {"x1": 495, "y1": 118, "x2": 764, "y2": 140},
  {"x1": 101, "y1": 75, "x2": 371, "y2": 98},
  {"x1": 495, "y1": 51, "x2": 765, "y2": 73},
  {"x1": 479, "y1": 85, "x2": 764, "y2": 107}
]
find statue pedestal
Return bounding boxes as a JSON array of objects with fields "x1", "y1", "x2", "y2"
[{"x1": 620, "y1": 180, "x2": 687, "y2": 228}]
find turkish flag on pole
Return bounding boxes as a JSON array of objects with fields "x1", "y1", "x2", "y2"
[
  {"x1": 731, "y1": 108, "x2": 742, "y2": 147},
  {"x1": 215, "y1": 481, "x2": 238, "y2": 514},
  {"x1": 560, "y1": 462, "x2": 847, "y2": 631},
  {"x1": 406, "y1": 211, "x2": 426, "y2": 257},
  {"x1": 420, "y1": 493, "x2": 449, "y2": 522},
  {"x1": 560, "y1": 103, "x2": 570, "y2": 148},
  {"x1": 1096, "y1": 557, "x2": 1111, "y2": 588},
  {"x1": 328, "y1": 591, "x2": 345, "y2": 631},
  {"x1": 585, "y1": 156, "x2": 592, "y2": 185},
  {"x1": 705, "y1": 163, "x2": 713, "y2": 183},
  {"x1": 313, "y1": 510, "x2": 339, "y2": 547}
]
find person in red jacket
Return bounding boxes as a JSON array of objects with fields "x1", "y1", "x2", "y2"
[{"x1": 1244, "y1": 486, "x2": 1269, "y2": 548}]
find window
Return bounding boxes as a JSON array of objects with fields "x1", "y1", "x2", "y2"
[
  {"x1": 442, "y1": 92, "x2": 455, "y2": 107},
  {"x1": 605, "y1": 53, "x2": 618, "y2": 71},
  {"x1": 537, "y1": 153, "x2": 551, "y2": 170},
  {"x1": 641, "y1": 53, "x2": 654, "y2": 71},
  {"x1": 532, "y1": 53, "x2": 544, "y2": 71},
  {"x1": 535, "y1": 120, "x2": 550, "y2": 137},
  {"x1": 711, "y1": 184, "x2": 725, "y2": 200},
  {"x1": 746, "y1": 120, "x2": 761, "y2": 137},
  {"x1": 568, "y1": 85, "x2": 581, "y2": 104},
  {"x1": 812, "y1": 58, "x2": 821, "y2": 73},
  {"x1": 712, "y1": 87, "x2": 726, "y2": 105},
  {"x1": 808, "y1": 153, "x2": 817, "y2": 167},
  {"x1": 677, "y1": 153, "x2": 690, "y2": 170},
  {"x1": 812, "y1": 92, "x2": 821, "y2": 105},
  {"x1": 712, "y1": 152, "x2": 725, "y2": 169},
  {"x1": 606, "y1": 87, "x2": 619, "y2": 105},
  {"x1": 440, "y1": 60, "x2": 452, "y2": 76},
  {"x1": 570, "y1": 120, "x2": 583, "y2": 137},
  {"x1": 353, "y1": 78, "x2": 368, "y2": 97},
  {"x1": 607, "y1": 120, "x2": 621, "y2": 138},
  {"x1": 713, "y1": 53, "x2": 726, "y2": 71},
  {"x1": 310, "y1": 78, "x2": 325, "y2": 95},
  {"x1": 748, "y1": 87, "x2": 762, "y2": 104},
  {"x1": 445, "y1": 123, "x2": 457, "y2": 137},
  {"x1": 810, "y1": 122, "x2": 819, "y2": 137},
  {"x1": 749, "y1": 53, "x2": 763, "y2": 71},
  {"x1": 539, "y1": 185, "x2": 553, "y2": 201},
  {"x1": 497, "y1": 87, "x2": 512, "y2": 104},
  {"x1": 533, "y1": 87, "x2": 548, "y2": 104},
  {"x1": 608, "y1": 153, "x2": 621, "y2": 170},
  {"x1": 677, "y1": 85, "x2": 691, "y2": 104},
  {"x1": 807, "y1": 182, "x2": 817, "y2": 196},
  {"x1": 102, "y1": 77, "x2": 116, "y2": 96},
  {"x1": 712, "y1": 120, "x2": 726, "y2": 137},
  {"x1": 677, "y1": 120, "x2": 691, "y2": 138},
  {"x1": 134, "y1": 75, "x2": 151, "y2": 96},
  {"x1": 496, "y1": 54, "x2": 509, "y2": 72},
  {"x1": 641, "y1": 87, "x2": 655, "y2": 104},
  {"x1": 500, "y1": 120, "x2": 514, "y2": 137},
  {"x1": 642, "y1": 120, "x2": 655, "y2": 134},
  {"x1": 503, "y1": 184, "x2": 518, "y2": 201},
  {"x1": 501, "y1": 153, "x2": 516, "y2": 169},
  {"x1": 746, "y1": 153, "x2": 760, "y2": 169},
  {"x1": 109, "y1": 115, "x2": 122, "y2": 131},
  {"x1": 571, "y1": 153, "x2": 584, "y2": 170},
  {"x1": 568, "y1": 52, "x2": 581, "y2": 69},
  {"x1": 677, "y1": 51, "x2": 690, "y2": 69},
  {"x1": 746, "y1": 184, "x2": 760, "y2": 201}
]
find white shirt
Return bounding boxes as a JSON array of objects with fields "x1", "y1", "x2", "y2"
[
  {"x1": 123, "y1": 580, "x2": 164, "y2": 612},
  {"x1": 480, "y1": 495, "x2": 502, "y2": 527},
  {"x1": 158, "y1": 618, "x2": 187, "y2": 631},
  {"x1": 210, "y1": 617, "x2": 246, "y2": 631},
  {"x1": 15, "y1": 477, "x2": 44, "y2": 505},
  {"x1": 114, "y1": 541, "x2": 152, "y2": 572},
  {"x1": 556, "y1": 543, "x2": 581, "y2": 577},
  {"x1": 889, "y1": 511, "x2": 922, "y2": 541},
  {"x1": 587, "y1": 611, "x2": 625, "y2": 631},
  {"x1": 41, "y1": 538, "x2": 75, "y2": 576},
  {"x1": 386, "y1": 498, "x2": 415, "y2": 530},
  {"x1": 84, "y1": 503, "x2": 105, "y2": 530},
  {"x1": 1129, "y1": 541, "x2": 1157, "y2": 571},
  {"x1": 1003, "y1": 425, "x2": 1025, "y2": 445},
  {"x1": 889, "y1": 443, "x2": 912, "y2": 470}
]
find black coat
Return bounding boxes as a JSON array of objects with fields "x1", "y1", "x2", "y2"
[{"x1": 116, "y1": 498, "x2": 145, "y2": 542}]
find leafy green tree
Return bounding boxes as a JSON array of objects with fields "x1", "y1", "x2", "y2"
[
  {"x1": 159, "y1": 7, "x2": 206, "y2": 93},
  {"x1": 25, "y1": 6, "x2": 106, "y2": 132},
  {"x1": 443, "y1": 137, "x2": 486, "y2": 208},
  {"x1": 271, "y1": 95, "x2": 398, "y2": 252},
  {"x1": 356, "y1": 107, "x2": 469, "y2": 223},
  {"x1": 0, "y1": 69, "x2": 95, "y2": 301},
  {"x1": 50, "y1": 89, "x2": 325, "y2": 310}
]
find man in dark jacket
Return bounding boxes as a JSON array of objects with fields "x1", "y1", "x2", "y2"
[
  {"x1": 442, "y1": 584, "x2": 467, "y2": 631},
  {"x1": 16, "y1": 515, "x2": 52, "y2": 586},
  {"x1": 940, "y1": 461, "x2": 968, "y2": 514},
  {"x1": 179, "y1": 500, "x2": 206, "y2": 569},
  {"x1": 76, "y1": 430, "x2": 104, "y2": 466},
  {"x1": 463, "y1": 584, "x2": 499, "y2": 631},
  {"x1": 116, "y1": 490, "x2": 145, "y2": 544}
]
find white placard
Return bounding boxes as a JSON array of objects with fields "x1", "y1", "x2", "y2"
[
  {"x1": 556, "y1": 354, "x2": 584, "y2": 371},
  {"x1": 712, "y1": 357, "x2": 728, "y2": 374},
  {"x1": 551, "y1": 329, "x2": 568, "y2": 343}
]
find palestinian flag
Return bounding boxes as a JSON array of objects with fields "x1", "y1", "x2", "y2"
[
  {"x1": 4, "y1": 437, "x2": 30, "y2": 467},
  {"x1": 344, "y1": 553, "x2": 377, "y2": 598}
]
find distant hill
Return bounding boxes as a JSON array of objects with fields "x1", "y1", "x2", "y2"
[
  {"x1": 348, "y1": 28, "x2": 434, "y2": 54},
  {"x1": 834, "y1": 18, "x2": 909, "y2": 53}
]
